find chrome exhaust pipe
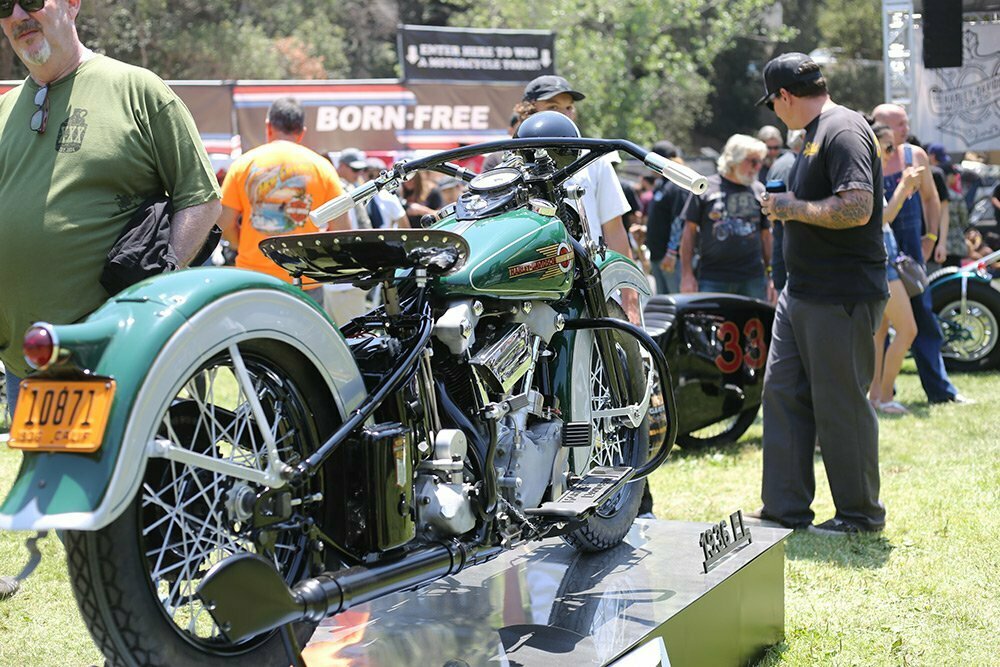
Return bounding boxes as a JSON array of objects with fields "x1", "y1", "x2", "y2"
[{"x1": 197, "y1": 541, "x2": 499, "y2": 643}]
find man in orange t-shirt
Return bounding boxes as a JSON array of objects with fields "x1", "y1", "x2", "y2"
[{"x1": 217, "y1": 97, "x2": 348, "y2": 299}]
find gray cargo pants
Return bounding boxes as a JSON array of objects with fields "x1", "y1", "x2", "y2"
[{"x1": 761, "y1": 290, "x2": 887, "y2": 530}]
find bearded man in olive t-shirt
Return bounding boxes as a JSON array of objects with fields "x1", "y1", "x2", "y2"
[{"x1": 0, "y1": 0, "x2": 221, "y2": 423}]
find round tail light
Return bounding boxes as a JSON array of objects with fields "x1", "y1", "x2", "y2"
[{"x1": 23, "y1": 324, "x2": 59, "y2": 370}]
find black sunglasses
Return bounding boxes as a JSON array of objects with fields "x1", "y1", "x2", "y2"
[
  {"x1": 30, "y1": 84, "x2": 48, "y2": 134},
  {"x1": 0, "y1": 0, "x2": 47, "y2": 19},
  {"x1": 764, "y1": 92, "x2": 778, "y2": 112}
]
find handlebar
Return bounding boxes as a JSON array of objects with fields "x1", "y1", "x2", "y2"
[
  {"x1": 309, "y1": 137, "x2": 710, "y2": 226},
  {"x1": 643, "y1": 152, "x2": 708, "y2": 195},
  {"x1": 309, "y1": 180, "x2": 379, "y2": 228}
]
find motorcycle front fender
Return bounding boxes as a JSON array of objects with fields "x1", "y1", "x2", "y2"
[
  {"x1": 929, "y1": 267, "x2": 993, "y2": 292},
  {"x1": 0, "y1": 268, "x2": 366, "y2": 532},
  {"x1": 548, "y1": 252, "x2": 652, "y2": 478}
]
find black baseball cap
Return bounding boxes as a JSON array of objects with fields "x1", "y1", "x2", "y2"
[
  {"x1": 523, "y1": 75, "x2": 586, "y2": 102},
  {"x1": 755, "y1": 52, "x2": 823, "y2": 107},
  {"x1": 651, "y1": 140, "x2": 680, "y2": 160}
]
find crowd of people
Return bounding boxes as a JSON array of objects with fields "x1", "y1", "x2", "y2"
[
  {"x1": 0, "y1": 0, "x2": 995, "y2": 600},
  {"x1": 622, "y1": 97, "x2": 987, "y2": 419}
]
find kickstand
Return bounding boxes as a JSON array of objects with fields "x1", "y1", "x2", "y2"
[
  {"x1": 279, "y1": 622, "x2": 306, "y2": 667},
  {"x1": 17, "y1": 531, "x2": 48, "y2": 582}
]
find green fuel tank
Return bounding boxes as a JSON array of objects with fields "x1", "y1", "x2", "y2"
[{"x1": 431, "y1": 210, "x2": 574, "y2": 301}]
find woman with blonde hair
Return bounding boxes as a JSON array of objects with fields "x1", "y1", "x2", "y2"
[{"x1": 869, "y1": 123, "x2": 919, "y2": 414}]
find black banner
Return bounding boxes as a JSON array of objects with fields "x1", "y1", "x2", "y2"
[{"x1": 399, "y1": 25, "x2": 555, "y2": 84}]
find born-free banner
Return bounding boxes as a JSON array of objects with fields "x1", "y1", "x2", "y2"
[
  {"x1": 398, "y1": 25, "x2": 555, "y2": 84},
  {"x1": 233, "y1": 81, "x2": 522, "y2": 153}
]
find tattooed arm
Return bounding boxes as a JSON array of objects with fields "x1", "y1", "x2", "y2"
[{"x1": 761, "y1": 189, "x2": 873, "y2": 230}]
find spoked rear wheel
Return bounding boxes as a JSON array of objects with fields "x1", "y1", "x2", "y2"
[
  {"x1": 566, "y1": 302, "x2": 649, "y2": 553},
  {"x1": 66, "y1": 342, "x2": 334, "y2": 666}
]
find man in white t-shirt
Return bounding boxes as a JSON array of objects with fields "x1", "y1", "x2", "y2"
[
  {"x1": 520, "y1": 75, "x2": 638, "y2": 321},
  {"x1": 365, "y1": 157, "x2": 408, "y2": 228}
]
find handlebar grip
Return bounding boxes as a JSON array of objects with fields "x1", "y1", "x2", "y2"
[
  {"x1": 309, "y1": 181, "x2": 380, "y2": 227},
  {"x1": 309, "y1": 194, "x2": 357, "y2": 227},
  {"x1": 643, "y1": 153, "x2": 709, "y2": 195}
]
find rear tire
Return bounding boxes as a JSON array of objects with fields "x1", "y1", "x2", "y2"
[
  {"x1": 932, "y1": 280, "x2": 1000, "y2": 371},
  {"x1": 676, "y1": 406, "x2": 758, "y2": 450},
  {"x1": 565, "y1": 302, "x2": 649, "y2": 553},
  {"x1": 67, "y1": 341, "x2": 334, "y2": 666}
]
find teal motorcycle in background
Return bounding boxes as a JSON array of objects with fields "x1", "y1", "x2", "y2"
[
  {"x1": 929, "y1": 248, "x2": 1000, "y2": 372},
  {"x1": 0, "y1": 113, "x2": 707, "y2": 666}
]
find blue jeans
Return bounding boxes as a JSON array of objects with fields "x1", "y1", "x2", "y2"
[
  {"x1": 4, "y1": 369, "x2": 19, "y2": 421},
  {"x1": 892, "y1": 221, "x2": 958, "y2": 402},
  {"x1": 651, "y1": 262, "x2": 680, "y2": 294},
  {"x1": 699, "y1": 275, "x2": 768, "y2": 301}
]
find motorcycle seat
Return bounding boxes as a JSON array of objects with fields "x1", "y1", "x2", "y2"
[
  {"x1": 643, "y1": 295, "x2": 678, "y2": 336},
  {"x1": 260, "y1": 229, "x2": 470, "y2": 284},
  {"x1": 644, "y1": 292, "x2": 773, "y2": 337}
]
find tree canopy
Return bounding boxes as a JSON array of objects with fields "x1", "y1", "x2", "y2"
[{"x1": 0, "y1": 0, "x2": 886, "y2": 150}]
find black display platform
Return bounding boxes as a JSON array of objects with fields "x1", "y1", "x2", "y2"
[{"x1": 302, "y1": 519, "x2": 790, "y2": 666}]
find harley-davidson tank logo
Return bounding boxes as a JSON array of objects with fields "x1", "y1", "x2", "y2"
[{"x1": 508, "y1": 242, "x2": 574, "y2": 279}]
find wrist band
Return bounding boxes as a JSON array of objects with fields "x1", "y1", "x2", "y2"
[{"x1": 924, "y1": 233, "x2": 938, "y2": 242}]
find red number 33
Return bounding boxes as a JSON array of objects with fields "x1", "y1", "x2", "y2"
[{"x1": 715, "y1": 318, "x2": 767, "y2": 373}]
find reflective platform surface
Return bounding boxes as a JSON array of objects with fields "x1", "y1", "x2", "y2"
[{"x1": 303, "y1": 519, "x2": 790, "y2": 666}]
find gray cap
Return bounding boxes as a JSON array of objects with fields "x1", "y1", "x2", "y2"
[{"x1": 523, "y1": 75, "x2": 585, "y2": 102}]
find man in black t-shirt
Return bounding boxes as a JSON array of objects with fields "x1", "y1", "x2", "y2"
[
  {"x1": 679, "y1": 134, "x2": 771, "y2": 300},
  {"x1": 753, "y1": 53, "x2": 887, "y2": 536},
  {"x1": 645, "y1": 140, "x2": 690, "y2": 293}
]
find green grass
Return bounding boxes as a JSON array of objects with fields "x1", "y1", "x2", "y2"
[
  {"x1": 1, "y1": 362, "x2": 998, "y2": 666},
  {"x1": 649, "y1": 361, "x2": 1000, "y2": 667}
]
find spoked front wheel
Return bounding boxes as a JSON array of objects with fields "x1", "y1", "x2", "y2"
[
  {"x1": 933, "y1": 280, "x2": 1000, "y2": 371},
  {"x1": 565, "y1": 302, "x2": 649, "y2": 553},
  {"x1": 66, "y1": 341, "x2": 334, "y2": 666}
]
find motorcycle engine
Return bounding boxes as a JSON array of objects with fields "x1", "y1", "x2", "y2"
[{"x1": 431, "y1": 299, "x2": 569, "y2": 519}]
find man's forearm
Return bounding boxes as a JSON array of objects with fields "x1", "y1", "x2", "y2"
[
  {"x1": 602, "y1": 216, "x2": 633, "y2": 260},
  {"x1": 172, "y1": 199, "x2": 222, "y2": 266},
  {"x1": 772, "y1": 191, "x2": 873, "y2": 230},
  {"x1": 679, "y1": 225, "x2": 696, "y2": 278},
  {"x1": 921, "y1": 192, "x2": 941, "y2": 236}
]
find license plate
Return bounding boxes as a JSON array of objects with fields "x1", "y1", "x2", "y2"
[{"x1": 8, "y1": 378, "x2": 116, "y2": 453}]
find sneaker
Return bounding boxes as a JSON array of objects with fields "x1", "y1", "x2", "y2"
[
  {"x1": 745, "y1": 508, "x2": 810, "y2": 531},
  {"x1": 877, "y1": 400, "x2": 910, "y2": 415},
  {"x1": 931, "y1": 393, "x2": 975, "y2": 405},
  {"x1": 0, "y1": 576, "x2": 19, "y2": 600},
  {"x1": 637, "y1": 512, "x2": 657, "y2": 520},
  {"x1": 807, "y1": 518, "x2": 882, "y2": 537}
]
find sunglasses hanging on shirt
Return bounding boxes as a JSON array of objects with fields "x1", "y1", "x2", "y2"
[{"x1": 30, "y1": 84, "x2": 49, "y2": 134}]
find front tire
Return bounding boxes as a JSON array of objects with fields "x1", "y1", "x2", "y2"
[
  {"x1": 565, "y1": 302, "x2": 649, "y2": 553},
  {"x1": 67, "y1": 342, "x2": 334, "y2": 666},
  {"x1": 933, "y1": 280, "x2": 1000, "y2": 371}
]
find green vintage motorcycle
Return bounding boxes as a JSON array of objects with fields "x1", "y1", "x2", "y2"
[{"x1": 0, "y1": 112, "x2": 706, "y2": 666}]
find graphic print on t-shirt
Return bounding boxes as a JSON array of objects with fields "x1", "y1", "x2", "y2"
[
  {"x1": 245, "y1": 164, "x2": 314, "y2": 233},
  {"x1": 710, "y1": 190, "x2": 760, "y2": 242},
  {"x1": 56, "y1": 108, "x2": 89, "y2": 153}
]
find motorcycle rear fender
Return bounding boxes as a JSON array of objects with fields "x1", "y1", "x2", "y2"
[{"x1": 0, "y1": 268, "x2": 366, "y2": 531}]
